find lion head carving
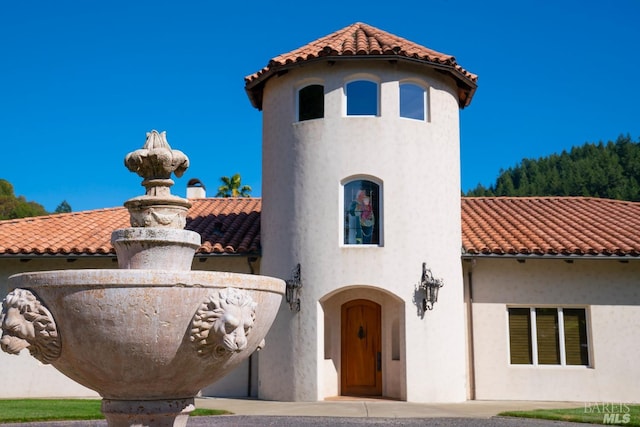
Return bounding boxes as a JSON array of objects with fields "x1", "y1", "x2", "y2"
[
  {"x1": 190, "y1": 288, "x2": 257, "y2": 357},
  {"x1": 0, "y1": 288, "x2": 61, "y2": 364}
]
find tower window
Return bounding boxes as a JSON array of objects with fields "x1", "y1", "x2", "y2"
[
  {"x1": 344, "y1": 180, "x2": 380, "y2": 245},
  {"x1": 400, "y1": 83, "x2": 426, "y2": 121},
  {"x1": 346, "y1": 80, "x2": 378, "y2": 116},
  {"x1": 298, "y1": 84, "x2": 324, "y2": 121}
]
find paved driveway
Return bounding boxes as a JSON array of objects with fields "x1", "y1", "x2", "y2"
[{"x1": 7, "y1": 416, "x2": 600, "y2": 427}]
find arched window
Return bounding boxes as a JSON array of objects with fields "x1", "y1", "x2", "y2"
[
  {"x1": 346, "y1": 80, "x2": 378, "y2": 116},
  {"x1": 399, "y1": 83, "x2": 427, "y2": 121},
  {"x1": 343, "y1": 179, "x2": 381, "y2": 245},
  {"x1": 298, "y1": 84, "x2": 324, "y2": 121}
]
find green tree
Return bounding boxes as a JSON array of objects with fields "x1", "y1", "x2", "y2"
[
  {"x1": 466, "y1": 182, "x2": 493, "y2": 197},
  {"x1": 494, "y1": 170, "x2": 515, "y2": 196},
  {"x1": 465, "y1": 135, "x2": 640, "y2": 201},
  {"x1": 0, "y1": 180, "x2": 13, "y2": 197},
  {"x1": 54, "y1": 200, "x2": 72, "y2": 213},
  {"x1": 215, "y1": 174, "x2": 252, "y2": 198},
  {"x1": 0, "y1": 179, "x2": 47, "y2": 219}
]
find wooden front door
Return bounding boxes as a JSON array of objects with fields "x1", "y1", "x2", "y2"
[{"x1": 341, "y1": 299, "x2": 382, "y2": 396}]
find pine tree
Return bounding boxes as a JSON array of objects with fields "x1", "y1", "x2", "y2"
[
  {"x1": 465, "y1": 135, "x2": 640, "y2": 201},
  {"x1": 54, "y1": 200, "x2": 72, "y2": 213}
]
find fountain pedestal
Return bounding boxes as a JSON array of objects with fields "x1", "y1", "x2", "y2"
[{"x1": 101, "y1": 399, "x2": 195, "y2": 427}]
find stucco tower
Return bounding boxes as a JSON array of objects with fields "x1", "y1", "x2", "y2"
[{"x1": 245, "y1": 22, "x2": 477, "y2": 402}]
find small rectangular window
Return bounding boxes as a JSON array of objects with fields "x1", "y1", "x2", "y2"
[
  {"x1": 346, "y1": 80, "x2": 378, "y2": 116},
  {"x1": 298, "y1": 84, "x2": 324, "y2": 121},
  {"x1": 508, "y1": 307, "x2": 589, "y2": 366},
  {"x1": 399, "y1": 83, "x2": 426, "y2": 120}
]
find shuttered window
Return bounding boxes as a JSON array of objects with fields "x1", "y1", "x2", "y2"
[
  {"x1": 563, "y1": 309, "x2": 589, "y2": 366},
  {"x1": 536, "y1": 308, "x2": 560, "y2": 364},
  {"x1": 508, "y1": 308, "x2": 532, "y2": 364},
  {"x1": 508, "y1": 307, "x2": 589, "y2": 366}
]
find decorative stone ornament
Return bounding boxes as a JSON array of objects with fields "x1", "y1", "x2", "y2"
[
  {"x1": 125, "y1": 130, "x2": 189, "y2": 197},
  {"x1": 190, "y1": 287, "x2": 258, "y2": 357},
  {"x1": 123, "y1": 130, "x2": 192, "y2": 229},
  {"x1": 0, "y1": 288, "x2": 60, "y2": 364}
]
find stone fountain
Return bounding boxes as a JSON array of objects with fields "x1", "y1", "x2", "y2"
[{"x1": 0, "y1": 131, "x2": 284, "y2": 426}]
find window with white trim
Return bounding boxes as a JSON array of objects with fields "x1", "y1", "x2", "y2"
[
  {"x1": 399, "y1": 83, "x2": 427, "y2": 121},
  {"x1": 508, "y1": 307, "x2": 590, "y2": 366},
  {"x1": 346, "y1": 80, "x2": 378, "y2": 116},
  {"x1": 298, "y1": 84, "x2": 324, "y2": 121},
  {"x1": 343, "y1": 179, "x2": 380, "y2": 245}
]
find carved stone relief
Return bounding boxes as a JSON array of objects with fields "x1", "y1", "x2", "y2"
[
  {"x1": 0, "y1": 289, "x2": 61, "y2": 364},
  {"x1": 190, "y1": 288, "x2": 258, "y2": 358},
  {"x1": 127, "y1": 206, "x2": 187, "y2": 229}
]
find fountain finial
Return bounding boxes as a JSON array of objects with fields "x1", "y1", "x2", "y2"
[
  {"x1": 125, "y1": 130, "x2": 189, "y2": 197},
  {"x1": 123, "y1": 131, "x2": 192, "y2": 229}
]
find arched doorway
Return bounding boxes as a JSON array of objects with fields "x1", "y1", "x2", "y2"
[{"x1": 341, "y1": 299, "x2": 382, "y2": 396}]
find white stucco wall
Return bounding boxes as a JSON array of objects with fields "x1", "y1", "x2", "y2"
[
  {"x1": 466, "y1": 257, "x2": 640, "y2": 403},
  {"x1": 0, "y1": 255, "x2": 258, "y2": 398},
  {"x1": 259, "y1": 60, "x2": 468, "y2": 402}
]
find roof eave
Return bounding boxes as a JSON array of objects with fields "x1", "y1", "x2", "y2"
[
  {"x1": 0, "y1": 253, "x2": 117, "y2": 260},
  {"x1": 0, "y1": 251, "x2": 263, "y2": 259},
  {"x1": 461, "y1": 253, "x2": 640, "y2": 261},
  {"x1": 245, "y1": 55, "x2": 478, "y2": 111}
]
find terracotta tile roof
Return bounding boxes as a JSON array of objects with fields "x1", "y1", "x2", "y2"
[
  {"x1": 0, "y1": 198, "x2": 262, "y2": 257},
  {"x1": 245, "y1": 22, "x2": 478, "y2": 110},
  {"x1": 462, "y1": 197, "x2": 640, "y2": 257},
  {"x1": 2, "y1": 197, "x2": 639, "y2": 259}
]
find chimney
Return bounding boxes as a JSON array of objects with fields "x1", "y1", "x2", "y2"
[{"x1": 186, "y1": 178, "x2": 206, "y2": 199}]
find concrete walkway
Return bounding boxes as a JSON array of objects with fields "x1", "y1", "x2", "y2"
[{"x1": 195, "y1": 397, "x2": 584, "y2": 418}]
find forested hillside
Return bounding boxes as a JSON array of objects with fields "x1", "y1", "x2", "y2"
[{"x1": 465, "y1": 135, "x2": 640, "y2": 201}]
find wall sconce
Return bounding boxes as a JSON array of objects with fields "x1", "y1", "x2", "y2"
[
  {"x1": 285, "y1": 263, "x2": 302, "y2": 312},
  {"x1": 420, "y1": 262, "x2": 443, "y2": 310}
]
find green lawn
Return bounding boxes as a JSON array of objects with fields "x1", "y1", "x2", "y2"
[
  {"x1": 0, "y1": 399, "x2": 228, "y2": 424},
  {"x1": 500, "y1": 404, "x2": 640, "y2": 426}
]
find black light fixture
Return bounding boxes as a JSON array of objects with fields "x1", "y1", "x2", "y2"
[
  {"x1": 420, "y1": 262, "x2": 443, "y2": 311},
  {"x1": 285, "y1": 263, "x2": 302, "y2": 312}
]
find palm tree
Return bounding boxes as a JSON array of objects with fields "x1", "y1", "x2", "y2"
[{"x1": 216, "y1": 174, "x2": 252, "y2": 198}]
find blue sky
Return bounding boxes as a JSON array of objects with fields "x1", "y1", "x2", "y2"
[{"x1": 2, "y1": 0, "x2": 639, "y2": 212}]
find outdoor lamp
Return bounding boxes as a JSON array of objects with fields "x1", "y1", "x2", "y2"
[
  {"x1": 420, "y1": 262, "x2": 443, "y2": 310},
  {"x1": 285, "y1": 263, "x2": 302, "y2": 312}
]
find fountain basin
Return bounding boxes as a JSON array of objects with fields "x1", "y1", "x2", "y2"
[{"x1": 6, "y1": 269, "x2": 284, "y2": 400}]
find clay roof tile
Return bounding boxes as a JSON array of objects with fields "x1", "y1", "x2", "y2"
[
  {"x1": 0, "y1": 199, "x2": 262, "y2": 258},
  {"x1": 461, "y1": 197, "x2": 640, "y2": 258},
  {"x1": 245, "y1": 22, "x2": 477, "y2": 110},
  {"x1": 2, "y1": 197, "x2": 639, "y2": 260}
]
